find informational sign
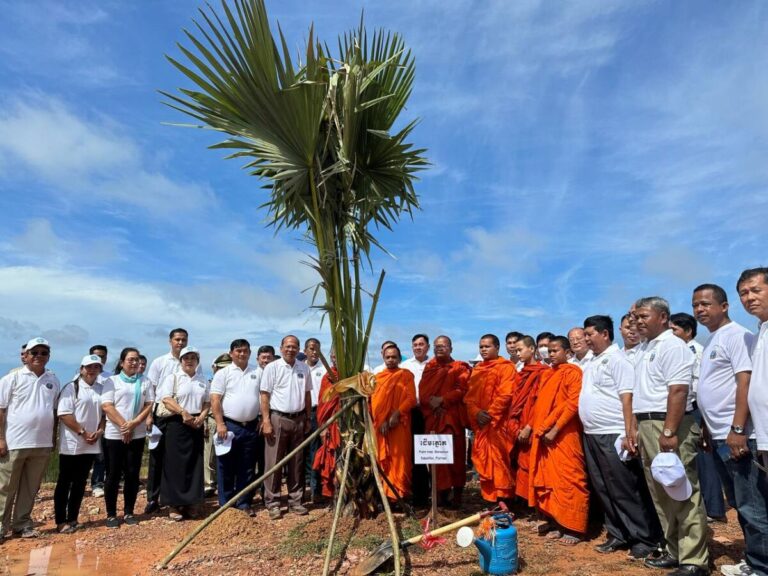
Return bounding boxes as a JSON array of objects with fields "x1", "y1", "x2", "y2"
[{"x1": 414, "y1": 434, "x2": 454, "y2": 464}]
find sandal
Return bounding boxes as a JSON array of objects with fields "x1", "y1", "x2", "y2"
[
  {"x1": 545, "y1": 529, "x2": 563, "y2": 540},
  {"x1": 557, "y1": 533, "x2": 582, "y2": 546}
]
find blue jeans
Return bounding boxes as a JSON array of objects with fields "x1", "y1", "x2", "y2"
[
  {"x1": 216, "y1": 420, "x2": 260, "y2": 509},
  {"x1": 712, "y1": 439, "x2": 768, "y2": 575}
]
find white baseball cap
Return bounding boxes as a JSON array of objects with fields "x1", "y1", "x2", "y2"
[
  {"x1": 148, "y1": 425, "x2": 164, "y2": 451},
  {"x1": 25, "y1": 337, "x2": 50, "y2": 351},
  {"x1": 179, "y1": 346, "x2": 200, "y2": 359},
  {"x1": 614, "y1": 436, "x2": 631, "y2": 462},
  {"x1": 80, "y1": 354, "x2": 104, "y2": 368},
  {"x1": 651, "y1": 452, "x2": 692, "y2": 501}
]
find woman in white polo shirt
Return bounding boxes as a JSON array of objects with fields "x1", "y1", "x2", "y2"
[
  {"x1": 158, "y1": 346, "x2": 210, "y2": 521},
  {"x1": 101, "y1": 347, "x2": 154, "y2": 528},
  {"x1": 54, "y1": 354, "x2": 106, "y2": 533}
]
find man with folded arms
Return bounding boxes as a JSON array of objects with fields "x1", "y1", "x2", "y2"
[
  {"x1": 693, "y1": 282, "x2": 768, "y2": 576},
  {"x1": 210, "y1": 339, "x2": 262, "y2": 513},
  {"x1": 581, "y1": 316, "x2": 662, "y2": 559},
  {"x1": 260, "y1": 335, "x2": 312, "y2": 520},
  {"x1": 0, "y1": 338, "x2": 61, "y2": 541},
  {"x1": 628, "y1": 297, "x2": 709, "y2": 576}
]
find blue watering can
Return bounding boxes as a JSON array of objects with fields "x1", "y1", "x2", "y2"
[{"x1": 456, "y1": 514, "x2": 518, "y2": 575}]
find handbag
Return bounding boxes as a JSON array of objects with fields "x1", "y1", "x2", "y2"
[{"x1": 153, "y1": 374, "x2": 179, "y2": 419}]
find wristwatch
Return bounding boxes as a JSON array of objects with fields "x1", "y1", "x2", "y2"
[
  {"x1": 662, "y1": 428, "x2": 676, "y2": 438},
  {"x1": 77, "y1": 428, "x2": 86, "y2": 436},
  {"x1": 731, "y1": 425, "x2": 746, "y2": 435}
]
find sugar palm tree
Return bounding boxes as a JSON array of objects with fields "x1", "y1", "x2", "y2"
[{"x1": 162, "y1": 0, "x2": 427, "y2": 523}]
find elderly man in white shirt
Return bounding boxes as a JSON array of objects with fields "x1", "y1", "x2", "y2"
[
  {"x1": 0, "y1": 338, "x2": 61, "y2": 541},
  {"x1": 400, "y1": 333, "x2": 430, "y2": 508},
  {"x1": 628, "y1": 297, "x2": 709, "y2": 576},
  {"x1": 260, "y1": 335, "x2": 312, "y2": 520},
  {"x1": 568, "y1": 327, "x2": 594, "y2": 367},
  {"x1": 580, "y1": 316, "x2": 662, "y2": 559},
  {"x1": 693, "y1": 282, "x2": 768, "y2": 576}
]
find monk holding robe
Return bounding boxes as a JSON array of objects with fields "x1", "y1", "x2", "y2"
[
  {"x1": 312, "y1": 364, "x2": 340, "y2": 498},
  {"x1": 512, "y1": 336, "x2": 550, "y2": 502},
  {"x1": 464, "y1": 334, "x2": 519, "y2": 503},
  {"x1": 371, "y1": 344, "x2": 417, "y2": 500},
  {"x1": 419, "y1": 335, "x2": 471, "y2": 508},
  {"x1": 528, "y1": 336, "x2": 589, "y2": 545}
]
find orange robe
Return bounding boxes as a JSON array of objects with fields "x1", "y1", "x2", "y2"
[
  {"x1": 512, "y1": 363, "x2": 550, "y2": 500},
  {"x1": 312, "y1": 369, "x2": 340, "y2": 497},
  {"x1": 528, "y1": 363, "x2": 589, "y2": 533},
  {"x1": 371, "y1": 368, "x2": 417, "y2": 500},
  {"x1": 418, "y1": 358, "x2": 471, "y2": 491},
  {"x1": 464, "y1": 357, "x2": 519, "y2": 502}
]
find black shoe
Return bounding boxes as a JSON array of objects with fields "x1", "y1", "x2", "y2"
[
  {"x1": 105, "y1": 517, "x2": 120, "y2": 529},
  {"x1": 595, "y1": 536, "x2": 628, "y2": 554},
  {"x1": 124, "y1": 514, "x2": 139, "y2": 526},
  {"x1": 668, "y1": 566, "x2": 709, "y2": 576},
  {"x1": 203, "y1": 487, "x2": 215, "y2": 498},
  {"x1": 643, "y1": 552, "x2": 678, "y2": 569},
  {"x1": 143, "y1": 501, "x2": 159, "y2": 514},
  {"x1": 628, "y1": 543, "x2": 657, "y2": 560}
]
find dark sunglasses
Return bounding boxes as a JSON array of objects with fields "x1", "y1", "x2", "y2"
[{"x1": 28, "y1": 350, "x2": 50, "y2": 357}]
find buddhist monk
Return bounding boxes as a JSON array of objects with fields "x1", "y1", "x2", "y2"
[
  {"x1": 312, "y1": 362, "x2": 340, "y2": 499},
  {"x1": 464, "y1": 334, "x2": 519, "y2": 504},
  {"x1": 512, "y1": 336, "x2": 550, "y2": 503},
  {"x1": 371, "y1": 344, "x2": 417, "y2": 500},
  {"x1": 528, "y1": 336, "x2": 589, "y2": 545},
  {"x1": 418, "y1": 335, "x2": 471, "y2": 508}
]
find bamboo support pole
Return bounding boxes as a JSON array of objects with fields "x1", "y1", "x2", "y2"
[{"x1": 321, "y1": 439, "x2": 355, "y2": 576}]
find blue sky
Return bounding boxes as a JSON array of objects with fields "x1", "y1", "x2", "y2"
[{"x1": 0, "y1": 0, "x2": 766, "y2": 376}]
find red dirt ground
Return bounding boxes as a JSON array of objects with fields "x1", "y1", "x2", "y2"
[{"x1": 0, "y1": 481, "x2": 745, "y2": 576}]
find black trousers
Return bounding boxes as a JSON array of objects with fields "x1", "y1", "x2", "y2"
[
  {"x1": 146, "y1": 418, "x2": 168, "y2": 504},
  {"x1": 54, "y1": 454, "x2": 96, "y2": 525},
  {"x1": 583, "y1": 433, "x2": 663, "y2": 548},
  {"x1": 104, "y1": 438, "x2": 145, "y2": 517}
]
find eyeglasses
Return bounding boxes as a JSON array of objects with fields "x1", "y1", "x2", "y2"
[
  {"x1": 124, "y1": 358, "x2": 140, "y2": 363},
  {"x1": 28, "y1": 350, "x2": 50, "y2": 357}
]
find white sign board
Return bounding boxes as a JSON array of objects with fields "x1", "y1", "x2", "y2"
[{"x1": 414, "y1": 434, "x2": 454, "y2": 464}]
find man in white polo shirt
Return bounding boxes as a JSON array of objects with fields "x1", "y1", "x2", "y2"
[
  {"x1": 303, "y1": 338, "x2": 327, "y2": 503},
  {"x1": 581, "y1": 316, "x2": 662, "y2": 559},
  {"x1": 210, "y1": 338, "x2": 262, "y2": 513},
  {"x1": 0, "y1": 337, "x2": 61, "y2": 541},
  {"x1": 738, "y1": 268, "x2": 768, "y2": 465},
  {"x1": 630, "y1": 297, "x2": 708, "y2": 576},
  {"x1": 568, "y1": 327, "x2": 594, "y2": 367},
  {"x1": 693, "y1": 282, "x2": 768, "y2": 576},
  {"x1": 260, "y1": 335, "x2": 312, "y2": 520},
  {"x1": 401, "y1": 333, "x2": 430, "y2": 507}
]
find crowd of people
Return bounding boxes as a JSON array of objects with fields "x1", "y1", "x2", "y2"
[{"x1": 0, "y1": 267, "x2": 767, "y2": 576}]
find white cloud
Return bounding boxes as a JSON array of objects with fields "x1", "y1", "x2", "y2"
[{"x1": 0, "y1": 96, "x2": 214, "y2": 218}]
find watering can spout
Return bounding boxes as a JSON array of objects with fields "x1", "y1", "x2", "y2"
[{"x1": 472, "y1": 536, "x2": 493, "y2": 560}]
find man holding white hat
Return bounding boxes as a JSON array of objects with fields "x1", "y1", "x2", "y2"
[
  {"x1": 0, "y1": 338, "x2": 61, "y2": 541},
  {"x1": 629, "y1": 297, "x2": 709, "y2": 576}
]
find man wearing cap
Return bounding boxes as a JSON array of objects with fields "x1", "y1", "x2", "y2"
[
  {"x1": 581, "y1": 316, "x2": 662, "y2": 558},
  {"x1": 0, "y1": 338, "x2": 61, "y2": 540},
  {"x1": 260, "y1": 335, "x2": 312, "y2": 520},
  {"x1": 629, "y1": 297, "x2": 709, "y2": 576},
  {"x1": 694, "y1": 282, "x2": 768, "y2": 576},
  {"x1": 144, "y1": 328, "x2": 202, "y2": 514},
  {"x1": 210, "y1": 339, "x2": 262, "y2": 513}
]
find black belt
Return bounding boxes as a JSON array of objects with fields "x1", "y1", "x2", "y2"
[
  {"x1": 636, "y1": 411, "x2": 693, "y2": 422},
  {"x1": 271, "y1": 410, "x2": 305, "y2": 419},
  {"x1": 224, "y1": 416, "x2": 260, "y2": 428}
]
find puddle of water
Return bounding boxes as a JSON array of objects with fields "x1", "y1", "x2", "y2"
[{"x1": 3, "y1": 540, "x2": 105, "y2": 576}]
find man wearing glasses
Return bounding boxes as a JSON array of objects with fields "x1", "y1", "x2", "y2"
[{"x1": 0, "y1": 338, "x2": 61, "y2": 541}]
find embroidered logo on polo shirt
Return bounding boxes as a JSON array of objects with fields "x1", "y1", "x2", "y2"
[
  {"x1": 297, "y1": 373, "x2": 304, "y2": 379},
  {"x1": 649, "y1": 353, "x2": 656, "y2": 362},
  {"x1": 45, "y1": 382, "x2": 53, "y2": 389},
  {"x1": 709, "y1": 350, "x2": 717, "y2": 359},
  {"x1": 601, "y1": 358, "x2": 609, "y2": 365},
  {"x1": 198, "y1": 382, "x2": 206, "y2": 388},
  {"x1": 250, "y1": 374, "x2": 258, "y2": 379}
]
